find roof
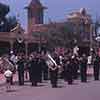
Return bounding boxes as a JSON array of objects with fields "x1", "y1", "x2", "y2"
[
  {"x1": 67, "y1": 8, "x2": 92, "y2": 24},
  {"x1": 30, "y1": 0, "x2": 41, "y2": 5},
  {"x1": 28, "y1": 0, "x2": 43, "y2": 8},
  {"x1": 24, "y1": 0, "x2": 47, "y2": 10}
]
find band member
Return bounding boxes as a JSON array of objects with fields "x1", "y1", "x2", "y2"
[
  {"x1": 17, "y1": 53, "x2": 25, "y2": 85},
  {"x1": 36, "y1": 53, "x2": 42, "y2": 83},
  {"x1": 41, "y1": 53, "x2": 48, "y2": 80},
  {"x1": 58, "y1": 55, "x2": 64, "y2": 79},
  {"x1": 80, "y1": 54, "x2": 87, "y2": 82},
  {"x1": 28, "y1": 54, "x2": 33, "y2": 83},
  {"x1": 93, "y1": 54, "x2": 100, "y2": 80},
  {"x1": 46, "y1": 53, "x2": 58, "y2": 88},
  {"x1": 63, "y1": 55, "x2": 68, "y2": 81},
  {"x1": 64, "y1": 56, "x2": 73, "y2": 84},
  {"x1": 71, "y1": 55, "x2": 79, "y2": 79},
  {"x1": 28, "y1": 53, "x2": 40, "y2": 86}
]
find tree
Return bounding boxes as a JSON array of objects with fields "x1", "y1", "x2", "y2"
[
  {"x1": 0, "y1": 3, "x2": 9, "y2": 20},
  {"x1": 6, "y1": 16, "x2": 18, "y2": 31},
  {"x1": 0, "y1": 3, "x2": 17, "y2": 32}
]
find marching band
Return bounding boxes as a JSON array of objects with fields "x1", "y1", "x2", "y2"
[{"x1": 0, "y1": 48, "x2": 100, "y2": 88}]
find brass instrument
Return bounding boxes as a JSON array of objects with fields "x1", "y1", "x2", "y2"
[{"x1": 46, "y1": 53, "x2": 58, "y2": 71}]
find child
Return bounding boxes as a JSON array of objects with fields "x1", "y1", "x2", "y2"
[{"x1": 4, "y1": 69, "x2": 13, "y2": 92}]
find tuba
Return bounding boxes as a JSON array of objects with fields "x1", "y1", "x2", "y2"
[
  {"x1": 17, "y1": 36, "x2": 24, "y2": 43},
  {"x1": 46, "y1": 53, "x2": 58, "y2": 70}
]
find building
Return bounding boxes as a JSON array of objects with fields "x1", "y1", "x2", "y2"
[
  {"x1": 0, "y1": 0, "x2": 94, "y2": 56},
  {"x1": 67, "y1": 8, "x2": 93, "y2": 55},
  {"x1": 0, "y1": 0, "x2": 47, "y2": 56}
]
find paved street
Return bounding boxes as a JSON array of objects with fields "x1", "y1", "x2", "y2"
[{"x1": 0, "y1": 73, "x2": 100, "y2": 100}]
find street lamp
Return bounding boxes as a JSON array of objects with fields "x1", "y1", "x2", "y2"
[
  {"x1": 38, "y1": 32, "x2": 42, "y2": 53},
  {"x1": 89, "y1": 23, "x2": 94, "y2": 52}
]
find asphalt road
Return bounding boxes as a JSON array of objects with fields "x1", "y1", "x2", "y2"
[{"x1": 0, "y1": 73, "x2": 100, "y2": 100}]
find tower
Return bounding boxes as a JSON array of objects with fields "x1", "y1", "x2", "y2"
[{"x1": 25, "y1": 0, "x2": 46, "y2": 34}]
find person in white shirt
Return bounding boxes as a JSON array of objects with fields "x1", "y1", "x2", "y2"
[
  {"x1": 4, "y1": 69, "x2": 13, "y2": 92},
  {"x1": 87, "y1": 55, "x2": 92, "y2": 68}
]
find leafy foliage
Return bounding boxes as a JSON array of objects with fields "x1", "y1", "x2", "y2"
[
  {"x1": 0, "y1": 3, "x2": 17, "y2": 32},
  {"x1": 0, "y1": 3, "x2": 9, "y2": 19}
]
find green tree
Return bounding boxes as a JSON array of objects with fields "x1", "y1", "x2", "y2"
[
  {"x1": 6, "y1": 16, "x2": 18, "y2": 31},
  {"x1": 0, "y1": 3, "x2": 17, "y2": 32},
  {"x1": 0, "y1": 3, "x2": 9, "y2": 19}
]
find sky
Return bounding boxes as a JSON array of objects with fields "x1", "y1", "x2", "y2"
[{"x1": 0, "y1": 0, "x2": 100, "y2": 31}]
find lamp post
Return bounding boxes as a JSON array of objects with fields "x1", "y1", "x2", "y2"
[
  {"x1": 89, "y1": 23, "x2": 93, "y2": 52},
  {"x1": 39, "y1": 32, "x2": 42, "y2": 53}
]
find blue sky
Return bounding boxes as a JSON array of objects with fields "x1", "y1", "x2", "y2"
[{"x1": 0, "y1": 0, "x2": 100, "y2": 30}]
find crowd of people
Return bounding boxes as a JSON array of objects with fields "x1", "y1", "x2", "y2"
[{"x1": 0, "y1": 48, "x2": 100, "y2": 89}]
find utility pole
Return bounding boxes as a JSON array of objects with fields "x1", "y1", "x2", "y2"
[{"x1": 90, "y1": 23, "x2": 93, "y2": 51}]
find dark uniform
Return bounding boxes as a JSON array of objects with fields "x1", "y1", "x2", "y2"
[
  {"x1": 72, "y1": 57, "x2": 79, "y2": 79},
  {"x1": 80, "y1": 54, "x2": 87, "y2": 82},
  {"x1": 49, "y1": 65, "x2": 58, "y2": 88},
  {"x1": 29, "y1": 56, "x2": 39, "y2": 86},
  {"x1": 41, "y1": 57, "x2": 48, "y2": 80},
  {"x1": 93, "y1": 55, "x2": 100, "y2": 80},
  {"x1": 49, "y1": 53, "x2": 59, "y2": 88},
  {"x1": 37, "y1": 57, "x2": 42, "y2": 83},
  {"x1": 17, "y1": 55, "x2": 25, "y2": 85},
  {"x1": 63, "y1": 56, "x2": 68, "y2": 81},
  {"x1": 65, "y1": 58, "x2": 73, "y2": 84}
]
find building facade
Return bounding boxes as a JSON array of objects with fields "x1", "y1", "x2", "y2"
[{"x1": 0, "y1": 0, "x2": 94, "y2": 56}]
